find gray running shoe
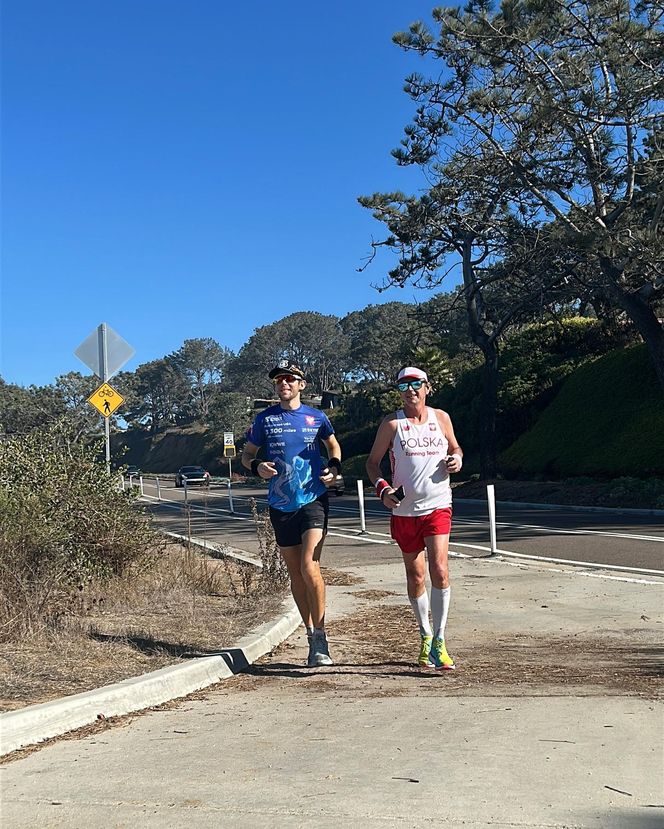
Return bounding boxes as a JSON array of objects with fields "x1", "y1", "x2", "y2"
[
  {"x1": 306, "y1": 632, "x2": 315, "y2": 667},
  {"x1": 308, "y1": 631, "x2": 333, "y2": 667}
]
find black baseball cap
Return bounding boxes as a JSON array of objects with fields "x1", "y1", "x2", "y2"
[{"x1": 268, "y1": 360, "x2": 306, "y2": 380}]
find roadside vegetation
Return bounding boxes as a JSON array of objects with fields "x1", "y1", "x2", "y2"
[
  {"x1": 502, "y1": 345, "x2": 664, "y2": 480},
  {"x1": 0, "y1": 421, "x2": 162, "y2": 641},
  {"x1": 0, "y1": 423, "x2": 289, "y2": 710}
]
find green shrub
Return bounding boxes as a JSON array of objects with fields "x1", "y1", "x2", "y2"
[
  {"x1": 0, "y1": 421, "x2": 162, "y2": 639},
  {"x1": 501, "y1": 345, "x2": 664, "y2": 478}
]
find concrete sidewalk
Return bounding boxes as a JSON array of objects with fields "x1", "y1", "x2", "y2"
[{"x1": 1, "y1": 548, "x2": 662, "y2": 828}]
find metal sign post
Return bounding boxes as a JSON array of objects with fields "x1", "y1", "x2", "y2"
[
  {"x1": 76, "y1": 323, "x2": 135, "y2": 475},
  {"x1": 223, "y1": 431, "x2": 236, "y2": 486}
]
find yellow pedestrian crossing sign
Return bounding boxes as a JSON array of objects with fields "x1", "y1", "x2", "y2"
[{"x1": 88, "y1": 382, "x2": 124, "y2": 418}]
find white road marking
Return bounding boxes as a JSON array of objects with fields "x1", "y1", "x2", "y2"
[{"x1": 141, "y1": 494, "x2": 663, "y2": 580}]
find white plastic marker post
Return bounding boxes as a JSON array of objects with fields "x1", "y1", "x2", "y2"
[
  {"x1": 156, "y1": 477, "x2": 161, "y2": 500},
  {"x1": 487, "y1": 483, "x2": 498, "y2": 554},
  {"x1": 357, "y1": 479, "x2": 367, "y2": 534},
  {"x1": 227, "y1": 479, "x2": 235, "y2": 514},
  {"x1": 139, "y1": 475, "x2": 144, "y2": 496}
]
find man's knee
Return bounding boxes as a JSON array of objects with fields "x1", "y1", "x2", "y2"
[
  {"x1": 430, "y1": 566, "x2": 450, "y2": 588},
  {"x1": 404, "y1": 563, "x2": 426, "y2": 593},
  {"x1": 301, "y1": 557, "x2": 322, "y2": 580}
]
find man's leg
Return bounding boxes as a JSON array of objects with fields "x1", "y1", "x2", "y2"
[
  {"x1": 425, "y1": 533, "x2": 455, "y2": 669},
  {"x1": 402, "y1": 551, "x2": 434, "y2": 666},
  {"x1": 402, "y1": 550, "x2": 430, "y2": 627},
  {"x1": 300, "y1": 528, "x2": 326, "y2": 629},
  {"x1": 279, "y1": 544, "x2": 312, "y2": 629},
  {"x1": 301, "y1": 528, "x2": 333, "y2": 666}
]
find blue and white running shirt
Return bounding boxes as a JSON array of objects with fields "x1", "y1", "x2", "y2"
[{"x1": 247, "y1": 404, "x2": 335, "y2": 512}]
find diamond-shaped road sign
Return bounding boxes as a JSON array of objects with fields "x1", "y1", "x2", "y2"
[
  {"x1": 87, "y1": 382, "x2": 124, "y2": 418},
  {"x1": 75, "y1": 323, "x2": 135, "y2": 381}
]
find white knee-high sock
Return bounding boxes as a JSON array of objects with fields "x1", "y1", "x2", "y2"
[
  {"x1": 409, "y1": 592, "x2": 433, "y2": 637},
  {"x1": 431, "y1": 586, "x2": 451, "y2": 640}
]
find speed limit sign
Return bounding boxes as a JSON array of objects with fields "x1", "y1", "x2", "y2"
[{"x1": 223, "y1": 432, "x2": 236, "y2": 458}]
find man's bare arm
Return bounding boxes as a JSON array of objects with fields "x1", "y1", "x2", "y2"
[
  {"x1": 241, "y1": 440, "x2": 277, "y2": 479},
  {"x1": 365, "y1": 416, "x2": 397, "y2": 485},
  {"x1": 436, "y1": 409, "x2": 463, "y2": 473},
  {"x1": 241, "y1": 440, "x2": 259, "y2": 471},
  {"x1": 320, "y1": 435, "x2": 342, "y2": 484}
]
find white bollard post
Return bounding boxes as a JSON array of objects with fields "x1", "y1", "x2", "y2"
[
  {"x1": 156, "y1": 477, "x2": 161, "y2": 500},
  {"x1": 487, "y1": 483, "x2": 498, "y2": 555},
  {"x1": 228, "y1": 479, "x2": 235, "y2": 514},
  {"x1": 183, "y1": 478, "x2": 188, "y2": 504},
  {"x1": 120, "y1": 474, "x2": 125, "y2": 492},
  {"x1": 357, "y1": 479, "x2": 367, "y2": 534},
  {"x1": 139, "y1": 475, "x2": 144, "y2": 496}
]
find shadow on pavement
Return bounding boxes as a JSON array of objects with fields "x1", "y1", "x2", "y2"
[
  {"x1": 89, "y1": 631, "x2": 230, "y2": 660},
  {"x1": 244, "y1": 660, "x2": 442, "y2": 681}
]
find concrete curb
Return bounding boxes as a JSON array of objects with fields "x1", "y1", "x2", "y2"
[
  {"x1": 163, "y1": 530, "x2": 263, "y2": 568},
  {"x1": 0, "y1": 543, "x2": 300, "y2": 756},
  {"x1": 455, "y1": 497, "x2": 664, "y2": 516}
]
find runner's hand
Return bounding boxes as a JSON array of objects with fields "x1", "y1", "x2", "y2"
[
  {"x1": 257, "y1": 461, "x2": 278, "y2": 479},
  {"x1": 320, "y1": 467, "x2": 335, "y2": 485},
  {"x1": 445, "y1": 454, "x2": 462, "y2": 473},
  {"x1": 382, "y1": 488, "x2": 401, "y2": 509}
]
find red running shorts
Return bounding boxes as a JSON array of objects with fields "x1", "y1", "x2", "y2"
[{"x1": 390, "y1": 507, "x2": 453, "y2": 555}]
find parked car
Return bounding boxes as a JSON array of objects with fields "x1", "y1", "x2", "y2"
[
  {"x1": 175, "y1": 465, "x2": 210, "y2": 488},
  {"x1": 126, "y1": 465, "x2": 141, "y2": 477}
]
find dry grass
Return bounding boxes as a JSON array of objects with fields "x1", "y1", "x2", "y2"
[{"x1": 0, "y1": 542, "x2": 287, "y2": 712}]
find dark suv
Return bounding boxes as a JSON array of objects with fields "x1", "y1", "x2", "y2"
[{"x1": 175, "y1": 466, "x2": 210, "y2": 488}]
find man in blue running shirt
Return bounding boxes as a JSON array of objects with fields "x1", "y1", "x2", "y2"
[{"x1": 241, "y1": 360, "x2": 342, "y2": 668}]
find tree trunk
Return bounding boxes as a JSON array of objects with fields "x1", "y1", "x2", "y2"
[
  {"x1": 478, "y1": 341, "x2": 499, "y2": 480},
  {"x1": 600, "y1": 264, "x2": 664, "y2": 393},
  {"x1": 461, "y1": 237, "x2": 499, "y2": 479}
]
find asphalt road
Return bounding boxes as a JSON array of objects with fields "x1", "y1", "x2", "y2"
[{"x1": 134, "y1": 478, "x2": 664, "y2": 574}]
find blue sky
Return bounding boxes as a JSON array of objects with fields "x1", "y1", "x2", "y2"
[{"x1": 2, "y1": 1, "x2": 446, "y2": 387}]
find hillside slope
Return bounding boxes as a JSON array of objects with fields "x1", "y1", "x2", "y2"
[
  {"x1": 113, "y1": 424, "x2": 218, "y2": 473},
  {"x1": 501, "y1": 345, "x2": 664, "y2": 478}
]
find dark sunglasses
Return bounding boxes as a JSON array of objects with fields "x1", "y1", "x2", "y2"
[
  {"x1": 397, "y1": 379, "x2": 425, "y2": 392},
  {"x1": 274, "y1": 374, "x2": 300, "y2": 384}
]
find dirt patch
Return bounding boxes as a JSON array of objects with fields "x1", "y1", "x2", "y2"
[
  {"x1": 228, "y1": 603, "x2": 663, "y2": 700},
  {"x1": 352, "y1": 590, "x2": 398, "y2": 601},
  {"x1": 321, "y1": 567, "x2": 364, "y2": 586},
  {"x1": 0, "y1": 543, "x2": 287, "y2": 712}
]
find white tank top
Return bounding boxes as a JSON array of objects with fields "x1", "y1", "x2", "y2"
[{"x1": 390, "y1": 407, "x2": 451, "y2": 516}]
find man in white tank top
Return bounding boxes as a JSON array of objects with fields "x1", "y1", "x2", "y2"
[{"x1": 366, "y1": 367, "x2": 463, "y2": 670}]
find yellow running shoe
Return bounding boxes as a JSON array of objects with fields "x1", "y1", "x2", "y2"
[
  {"x1": 429, "y1": 637, "x2": 455, "y2": 670},
  {"x1": 418, "y1": 634, "x2": 433, "y2": 667}
]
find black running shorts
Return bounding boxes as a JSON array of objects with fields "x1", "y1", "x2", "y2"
[{"x1": 269, "y1": 493, "x2": 330, "y2": 548}]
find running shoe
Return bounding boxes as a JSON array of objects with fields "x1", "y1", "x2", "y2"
[
  {"x1": 428, "y1": 637, "x2": 455, "y2": 670},
  {"x1": 306, "y1": 631, "x2": 315, "y2": 667},
  {"x1": 308, "y1": 631, "x2": 333, "y2": 667},
  {"x1": 418, "y1": 634, "x2": 433, "y2": 667}
]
